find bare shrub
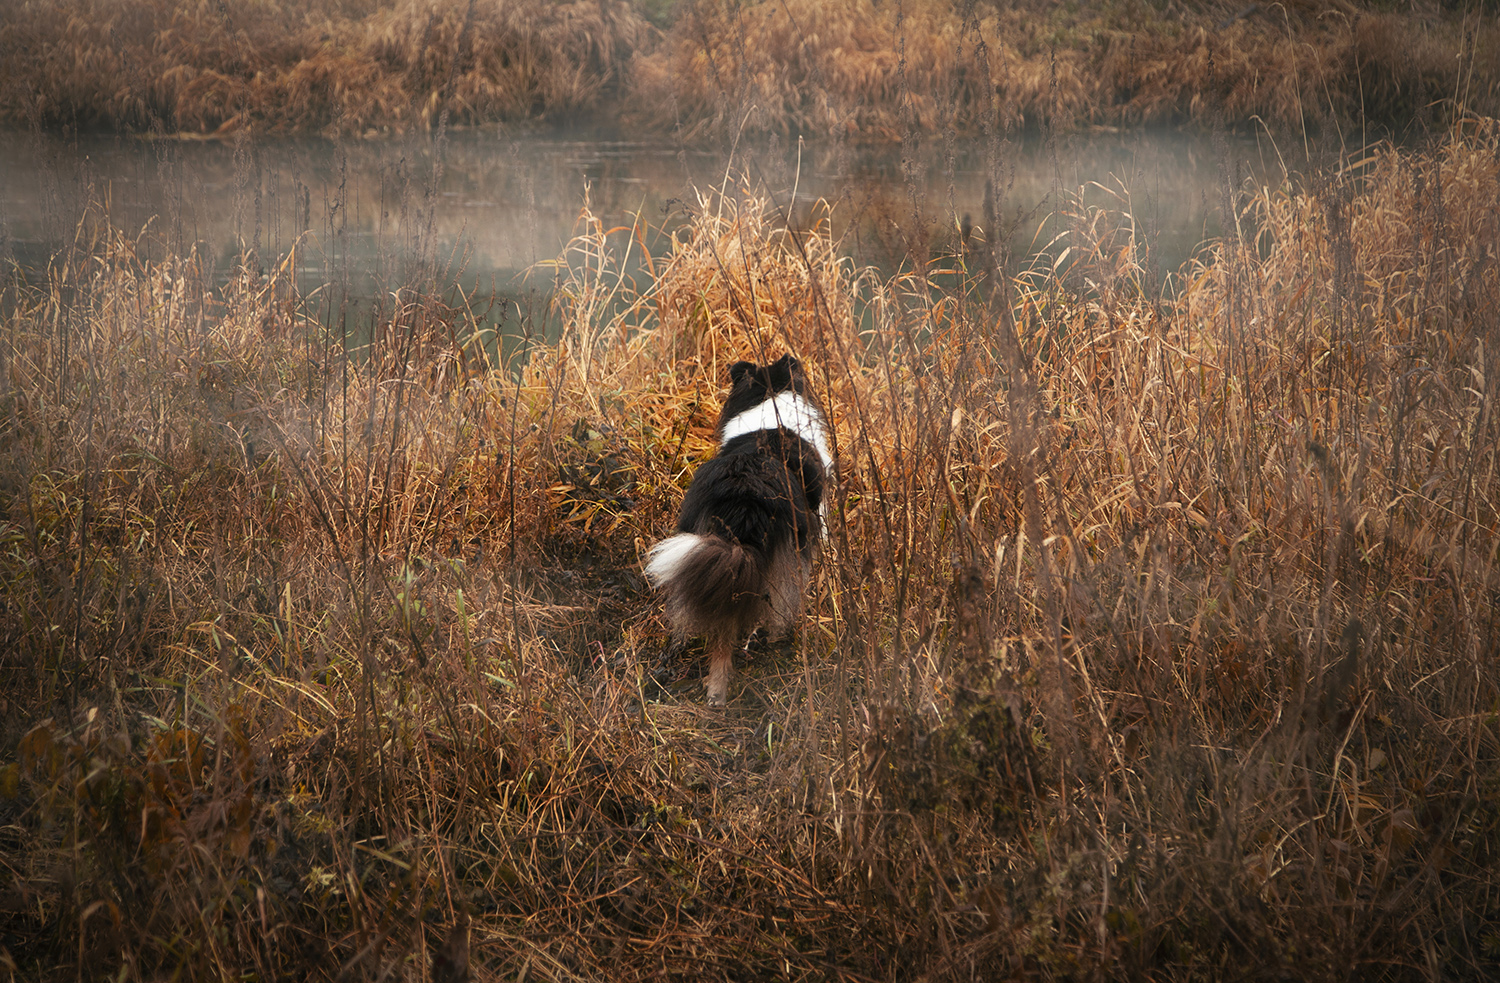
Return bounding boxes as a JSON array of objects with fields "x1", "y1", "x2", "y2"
[{"x1": 2, "y1": 116, "x2": 1499, "y2": 979}]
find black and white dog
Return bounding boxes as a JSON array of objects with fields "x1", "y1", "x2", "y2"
[{"x1": 645, "y1": 355, "x2": 833, "y2": 706}]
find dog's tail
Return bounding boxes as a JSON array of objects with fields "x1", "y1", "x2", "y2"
[{"x1": 645, "y1": 532, "x2": 765, "y2": 632}]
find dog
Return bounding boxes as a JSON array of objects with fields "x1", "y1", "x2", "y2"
[{"x1": 644, "y1": 354, "x2": 833, "y2": 706}]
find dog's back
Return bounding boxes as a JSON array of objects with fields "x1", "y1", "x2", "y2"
[{"x1": 645, "y1": 355, "x2": 831, "y2": 705}]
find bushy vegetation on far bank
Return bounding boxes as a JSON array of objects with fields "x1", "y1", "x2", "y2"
[
  {"x1": 2, "y1": 115, "x2": 1499, "y2": 978},
  {"x1": 1, "y1": 0, "x2": 1497, "y2": 140}
]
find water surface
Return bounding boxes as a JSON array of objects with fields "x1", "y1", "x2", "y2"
[{"x1": 2, "y1": 127, "x2": 1275, "y2": 336}]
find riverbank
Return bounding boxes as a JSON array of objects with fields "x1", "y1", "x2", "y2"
[
  {"x1": 2, "y1": 0, "x2": 1496, "y2": 140},
  {"x1": 2, "y1": 122, "x2": 1498, "y2": 979}
]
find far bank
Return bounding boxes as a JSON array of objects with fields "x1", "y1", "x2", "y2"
[{"x1": 2, "y1": 0, "x2": 1495, "y2": 141}]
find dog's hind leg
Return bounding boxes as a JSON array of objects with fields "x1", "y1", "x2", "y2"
[
  {"x1": 763, "y1": 550, "x2": 812, "y2": 638},
  {"x1": 705, "y1": 630, "x2": 736, "y2": 707}
]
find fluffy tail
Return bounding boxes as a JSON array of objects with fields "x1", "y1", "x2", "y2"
[{"x1": 644, "y1": 532, "x2": 767, "y2": 636}]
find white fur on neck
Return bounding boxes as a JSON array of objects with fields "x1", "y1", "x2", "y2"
[{"x1": 719, "y1": 392, "x2": 833, "y2": 472}]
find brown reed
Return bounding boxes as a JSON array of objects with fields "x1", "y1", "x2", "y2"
[
  {"x1": 1, "y1": 120, "x2": 1499, "y2": 979},
  {"x1": 1, "y1": 0, "x2": 1495, "y2": 139}
]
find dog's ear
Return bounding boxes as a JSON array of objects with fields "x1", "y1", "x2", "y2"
[
  {"x1": 728, "y1": 361, "x2": 756, "y2": 384},
  {"x1": 765, "y1": 354, "x2": 802, "y2": 390}
]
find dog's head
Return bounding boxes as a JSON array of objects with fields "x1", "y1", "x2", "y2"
[{"x1": 726, "y1": 354, "x2": 808, "y2": 403}]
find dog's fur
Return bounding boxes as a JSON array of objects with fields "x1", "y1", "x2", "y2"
[{"x1": 644, "y1": 355, "x2": 832, "y2": 706}]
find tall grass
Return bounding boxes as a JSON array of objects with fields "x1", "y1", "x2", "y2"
[
  {"x1": 644, "y1": 0, "x2": 1464, "y2": 139},
  {"x1": 0, "y1": 0, "x2": 652, "y2": 137},
  {"x1": 2, "y1": 0, "x2": 1496, "y2": 139},
  {"x1": 2, "y1": 114, "x2": 1498, "y2": 978}
]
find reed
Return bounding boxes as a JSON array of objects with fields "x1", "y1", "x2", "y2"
[
  {"x1": 2, "y1": 0, "x2": 1495, "y2": 139},
  {"x1": 641, "y1": 0, "x2": 1500, "y2": 140},
  {"x1": 2, "y1": 119, "x2": 1499, "y2": 978},
  {"x1": 0, "y1": 0, "x2": 652, "y2": 137}
]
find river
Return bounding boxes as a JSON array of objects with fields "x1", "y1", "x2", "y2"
[{"x1": 1, "y1": 126, "x2": 1275, "y2": 340}]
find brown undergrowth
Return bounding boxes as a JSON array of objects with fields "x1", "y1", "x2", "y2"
[
  {"x1": 2, "y1": 123, "x2": 1500, "y2": 979},
  {"x1": 0, "y1": 0, "x2": 652, "y2": 137},
  {"x1": 641, "y1": 0, "x2": 1500, "y2": 141},
  {"x1": 1, "y1": 0, "x2": 1496, "y2": 140}
]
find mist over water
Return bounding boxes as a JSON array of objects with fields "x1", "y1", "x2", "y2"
[{"x1": 2, "y1": 127, "x2": 1273, "y2": 328}]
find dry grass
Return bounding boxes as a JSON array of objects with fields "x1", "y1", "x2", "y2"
[
  {"x1": 2, "y1": 0, "x2": 1496, "y2": 139},
  {"x1": 0, "y1": 0, "x2": 652, "y2": 137},
  {"x1": 638, "y1": 0, "x2": 1500, "y2": 141},
  {"x1": 2, "y1": 119, "x2": 1500, "y2": 979}
]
